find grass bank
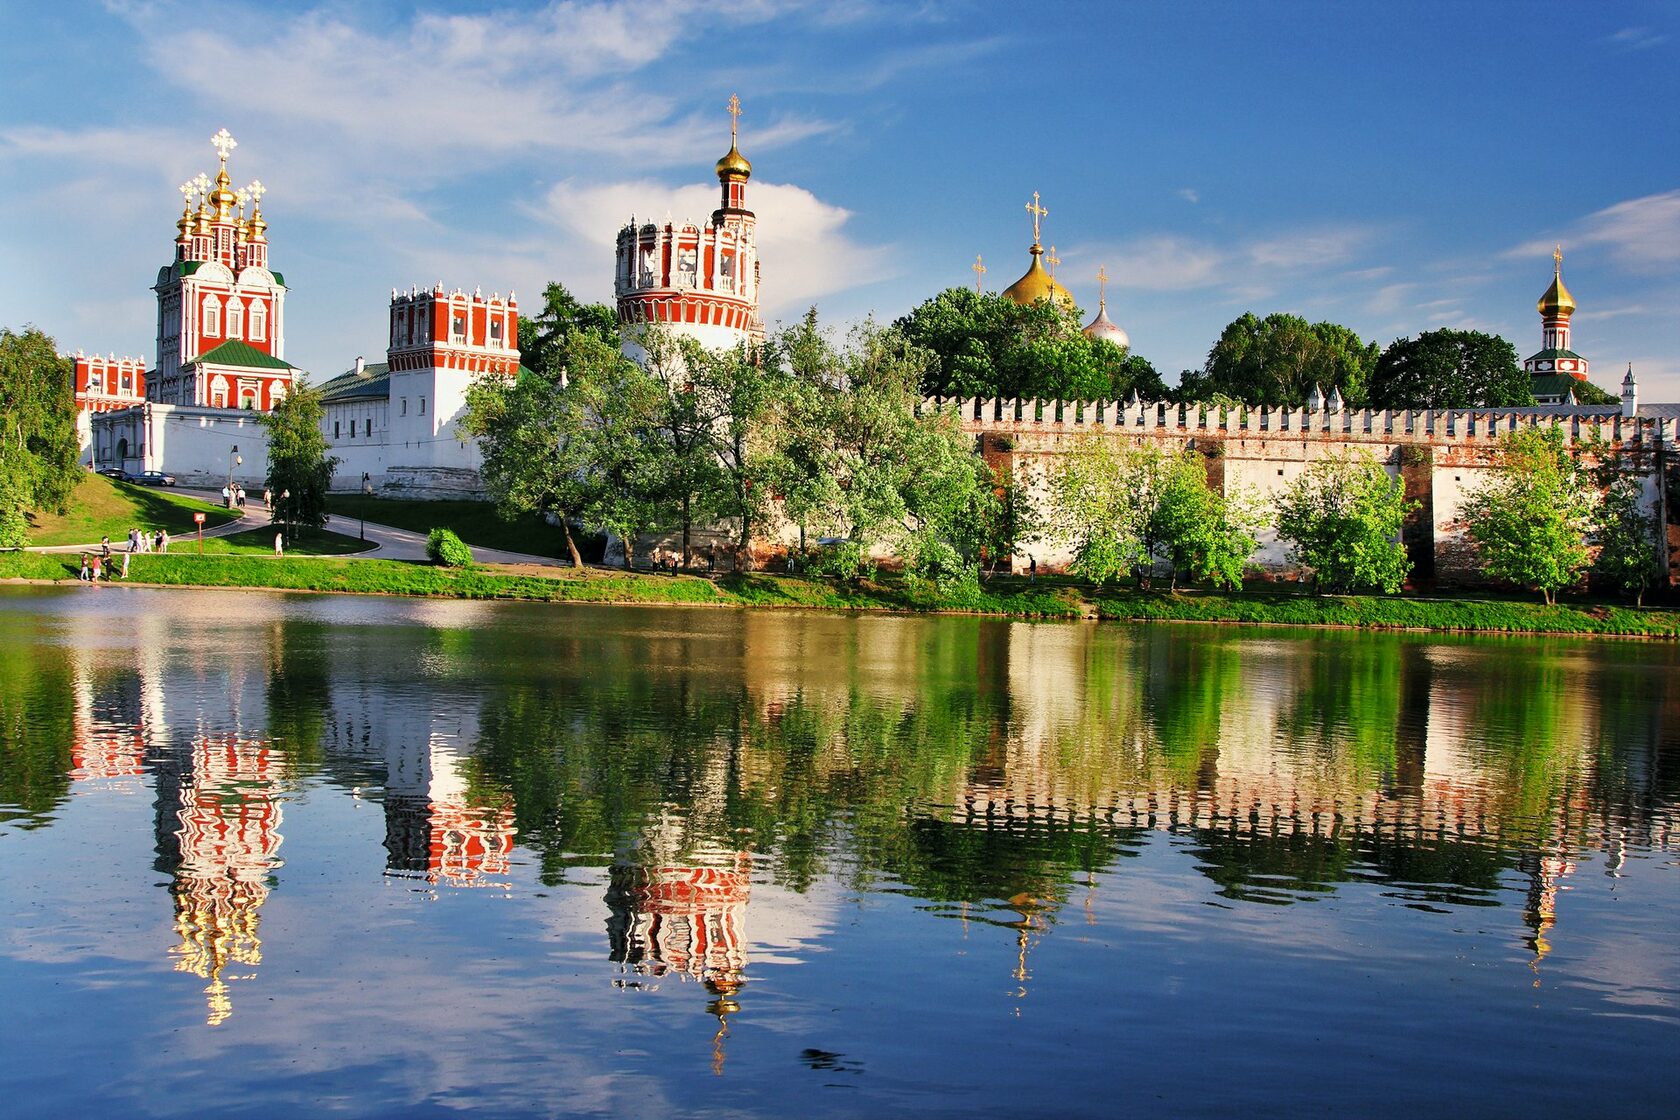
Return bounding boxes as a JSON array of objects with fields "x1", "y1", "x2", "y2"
[
  {"x1": 195, "y1": 526, "x2": 378, "y2": 556},
  {"x1": 25, "y1": 472, "x2": 236, "y2": 547},
  {"x1": 2, "y1": 551, "x2": 1674, "y2": 637},
  {"x1": 325, "y1": 495, "x2": 587, "y2": 560}
]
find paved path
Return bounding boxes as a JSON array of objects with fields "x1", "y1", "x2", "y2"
[{"x1": 31, "y1": 484, "x2": 564, "y2": 568}]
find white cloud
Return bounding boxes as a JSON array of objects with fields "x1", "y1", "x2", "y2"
[
  {"x1": 1085, "y1": 223, "x2": 1378, "y2": 293},
  {"x1": 1176, "y1": 187, "x2": 1199, "y2": 204},
  {"x1": 1604, "y1": 26, "x2": 1669, "y2": 51},
  {"x1": 1507, "y1": 189, "x2": 1680, "y2": 272}
]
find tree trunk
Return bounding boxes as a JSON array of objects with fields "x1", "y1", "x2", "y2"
[
  {"x1": 560, "y1": 519, "x2": 585, "y2": 572},
  {"x1": 681, "y1": 494, "x2": 691, "y2": 568}
]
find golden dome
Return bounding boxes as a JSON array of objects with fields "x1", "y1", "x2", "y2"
[
  {"x1": 1538, "y1": 270, "x2": 1575, "y2": 318},
  {"x1": 1002, "y1": 245, "x2": 1075, "y2": 311},
  {"x1": 209, "y1": 167, "x2": 239, "y2": 221},
  {"x1": 716, "y1": 143, "x2": 752, "y2": 180}
]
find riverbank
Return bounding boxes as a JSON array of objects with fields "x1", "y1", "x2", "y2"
[{"x1": 2, "y1": 550, "x2": 1675, "y2": 637}]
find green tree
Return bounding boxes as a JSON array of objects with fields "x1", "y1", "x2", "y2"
[
  {"x1": 1197, "y1": 312, "x2": 1379, "y2": 406},
  {"x1": 515, "y1": 281, "x2": 619, "y2": 382},
  {"x1": 1591, "y1": 470, "x2": 1659, "y2": 606},
  {"x1": 573, "y1": 340, "x2": 671, "y2": 569},
  {"x1": 463, "y1": 342, "x2": 596, "y2": 569},
  {"x1": 1275, "y1": 449, "x2": 1412, "y2": 593},
  {"x1": 698, "y1": 344, "x2": 783, "y2": 568},
  {"x1": 1461, "y1": 425, "x2": 1594, "y2": 604},
  {"x1": 1052, "y1": 440, "x2": 1259, "y2": 589},
  {"x1": 895, "y1": 287, "x2": 1168, "y2": 402},
  {"x1": 263, "y1": 385, "x2": 338, "y2": 532},
  {"x1": 1368, "y1": 329, "x2": 1532, "y2": 409},
  {"x1": 0, "y1": 326, "x2": 80, "y2": 542}
]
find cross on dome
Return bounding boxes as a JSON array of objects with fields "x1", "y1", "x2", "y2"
[
  {"x1": 1097, "y1": 265, "x2": 1109, "y2": 308},
  {"x1": 972, "y1": 254, "x2": 986, "y2": 292},
  {"x1": 727, "y1": 93, "x2": 742, "y2": 142},
  {"x1": 1046, "y1": 245, "x2": 1060, "y2": 279},
  {"x1": 1553, "y1": 244, "x2": 1564, "y2": 273},
  {"x1": 1025, "y1": 191, "x2": 1048, "y2": 245},
  {"x1": 210, "y1": 128, "x2": 237, "y2": 164},
  {"x1": 247, "y1": 180, "x2": 265, "y2": 204}
]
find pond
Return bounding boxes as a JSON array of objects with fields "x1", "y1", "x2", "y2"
[{"x1": 0, "y1": 586, "x2": 1675, "y2": 1117}]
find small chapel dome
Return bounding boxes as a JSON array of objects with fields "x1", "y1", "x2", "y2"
[
  {"x1": 716, "y1": 143, "x2": 752, "y2": 180},
  {"x1": 1083, "y1": 303, "x2": 1129, "y2": 349},
  {"x1": 1538, "y1": 249, "x2": 1575, "y2": 318},
  {"x1": 1002, "y1": 246, "x2": 1075, "y2": 311}
]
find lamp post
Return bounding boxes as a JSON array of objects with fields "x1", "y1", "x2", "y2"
[
  {"x1": 360, "y1": 473, "x2": 372, "y2": 541},
  {"x1": 226, "y1": 444, "x2": 241, "y2": 508},
  {"x1": 280, "y1": 489, "x2": 290, "y2": 547}
]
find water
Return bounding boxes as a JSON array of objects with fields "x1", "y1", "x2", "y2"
[{"x1": 0, "y1": 586, "x2": 1675, "y2": 1118}]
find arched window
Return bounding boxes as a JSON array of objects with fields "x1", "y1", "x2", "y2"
[
  {"x1": 227, "y1": 299, "x2": 244, "y2": 339},
  {"x1": 249, "y1": 301, "x2": 267, "y2": 341},
  {"x1": 202, "y1": 295, "x2": 221, "y2": 337},
  {"x1": 210, "y1": 375, "x2": 228, "y2": 408}
]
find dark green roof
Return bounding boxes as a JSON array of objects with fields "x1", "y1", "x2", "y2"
[
  {"x1": 191, "y1": 339, "x2": 296, "y2": 372},
  {"x1": 1525, "y1": 347, "x2": 1585, "y2": 362},
  {"x1": 318, "y1": 362, "x2": 391, "y2": 402}
]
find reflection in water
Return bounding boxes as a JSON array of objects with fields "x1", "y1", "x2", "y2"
[{"x1": 0, "y1": 590, "x2": 1676, "y2": 1108}]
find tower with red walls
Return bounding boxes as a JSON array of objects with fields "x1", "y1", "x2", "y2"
[{"x1": 615, "y1": 95, "x2": 763, "y2": 359}]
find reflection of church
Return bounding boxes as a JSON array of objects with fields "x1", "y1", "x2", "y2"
[
  {"x1": 382, "y1": 738, "x2": 516, "y2": 889},
  {"x1": 164, "y1": 733, "x2": 285, "y2": 1027}
]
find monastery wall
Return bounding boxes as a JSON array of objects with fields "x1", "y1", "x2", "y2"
[{"x1": 935, "y1": 397, "x2": 1673, "y2": 585}]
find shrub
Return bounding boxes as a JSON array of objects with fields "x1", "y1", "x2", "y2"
[
  {"x1": 426, "y1": 527, "x2": 474, "y2": 568},
  {"x1": 804, "y1": 539, "x2": 874, "y2": 583}
]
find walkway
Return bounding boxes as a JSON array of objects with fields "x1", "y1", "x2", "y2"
[{"x1": 30, "y1": 485, "x2": 564, "y2": 569}]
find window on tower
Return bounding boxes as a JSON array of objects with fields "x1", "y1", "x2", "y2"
[
  {"x1": 203, "y1": 295, "x2": 222, "y2": 338},
  {"x1": 250, "y1": 301, "x2": 267, "y2": 341},
  {"x1": 227, "y1": 300, "x2": 244, "y2": 340},
  {"x1": 452, "y1": 313, "x2": 467, "y2": 343},
  {"x1": 490, "y1": 318, "x2": 503, "y2": 347}
]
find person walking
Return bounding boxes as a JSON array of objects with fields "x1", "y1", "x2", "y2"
[
  {"x1": 263, "y1": 487, "x2": 272, "y2": 510},
  {"x1": 90, "y1": 553, "x2": 103, "y2": 581},
  {"x1": 79, "y1": 554, "x2": 92, "y2": 582},
  {"x1": 222, "y1": 484, "x2": 231, "y2": 508},
  {"x1": 1028, "y1": 555, "x2": 1037, "y2": 583},
  {"x1": 157, "y1": 529, "x2": 168, "y2": 553},
  {"x1": 274, "y1": 532, "x2": 284, "y2": 556},
  {"x1": 120, "y1": 551, "x2": 131, "y2": 579}
]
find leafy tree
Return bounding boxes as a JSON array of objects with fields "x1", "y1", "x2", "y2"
[
  {"x1": 426, "y1": 527, "x2": 474, "y2": 567},
  {"x1": 573, "y1": 343, "x2": 671, "y2": 569},
  {"x1": 1368, "y1": 329, "x2": 1532, "y2": 409},
  {"x1": 763, "y1": 313, "x2": 995, "y2": 579},
  {"x1": 515, "y1": 281, "x2": 619, "y2": 382},
  {"x1": 263, "y1": 385, "x2": 338, "y2": 532},
  {"x1": 698, "y1": 344, "x2": 783, "y2": 568},
  {"x1": 1051, "y1": 439, "x2": 1259, "y2": 588},
  {"x1": 1275, "y1": 449, "x2": 1412, "y2": 593},
  {"x1": 0, "y1": 326, "x2": 79, "y2": 541},
  {"x1": 1460, "y1": 425, "x2": 1593, "y2": 604},
  {"x1": 1194, "y1": 312, "x2": 1379, "y2": 406},
  {"x1": 895, "y1": 286, "x2": 1168, "y2": 402},
  {"x1": 1591, "y1": 470, "x2": 1659, "y2": 606},
  {"x1": 641, "y1": 331, "x2": 726, "y2": 566},
  {"x1": 1566, "y1": 379, "x2": 1619, "y2": 406},
  {"x1": 463, "y1": 342, "x2": 597, "y2": 569}
]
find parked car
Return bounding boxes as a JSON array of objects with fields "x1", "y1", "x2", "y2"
[
  {"x1": 132, "y1": 470, "x2": 177, "y2": 487},
  {"x1": 96, "y1": 466, "x2": 130, "y2": 480}
]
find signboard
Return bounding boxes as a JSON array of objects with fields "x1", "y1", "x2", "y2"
[{"x1": 193, "y1": 513, "x2": 206, "y2": 524}]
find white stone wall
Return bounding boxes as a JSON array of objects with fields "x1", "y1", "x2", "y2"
[{"x1": 92, "y1": 404, "x2": 271, "y2": 488}]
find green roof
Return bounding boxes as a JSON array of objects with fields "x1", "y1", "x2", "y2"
[
  {"x1": 1525, "y1": 347, "x2": 1585, "y2": 362},
  {"x1": 318, "y1": 362, "x2": 391, "y2": 402},
  {"x1": 191, "y1": 339, "x2": 296, "y2": 372}
]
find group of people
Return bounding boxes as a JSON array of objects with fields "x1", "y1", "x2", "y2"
[{"x1": 78, "y1": 527, "x2": 171, "y2": 582}]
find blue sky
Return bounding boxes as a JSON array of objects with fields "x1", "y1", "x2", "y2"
[{"x1": 3, "y1": 1, "x2": 1676, "y2": 396}]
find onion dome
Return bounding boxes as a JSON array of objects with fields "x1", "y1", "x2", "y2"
[
  {"x1": 1002, "y1": 245, "x2": 1075, "y2": 311},
  {"x1": 1083, "y1": 302, "x2": 1129, "y2": 348},
  {"x1": 716, "y1": 143, "x2": 752, "y2": 180},
  {"x1": 1538, "y1": 247, "x2": 1576, "y2": 318}
]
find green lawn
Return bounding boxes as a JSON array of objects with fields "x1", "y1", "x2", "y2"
[
  {"x1": 196, "y1": 525, "x2": 378, "y2": 556},
  {"x1": 3, "y1": 548, "x2": 1675, "y2": 637},
  {"x1": 25, "y1": 472, "x2": 237, "y2": 547},
  {"x1": 325, "y1": 495, "x2": 592, "y2": 560}
]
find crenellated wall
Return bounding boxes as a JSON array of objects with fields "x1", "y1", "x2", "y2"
[{"x1": 926, "y1": 397, "x2": 1674, "y2": 587}]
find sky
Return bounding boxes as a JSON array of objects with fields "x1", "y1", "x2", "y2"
[{"x1": 2, "y1": 0, "x2": 1676, "y2": 397}]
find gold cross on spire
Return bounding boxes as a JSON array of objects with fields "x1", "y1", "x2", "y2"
[
  {"x1": 1046, "y1": 244, "x2": 1060, "y2": 279},
  {"x1": 1553, "y1": 244, "x2": 1563, "y2": 273},
  {"x1": 726, "y1": 93, "x2": 742, "y2": 144},
  {"x1": 972, "y1": 254, "x2": 986, "y2": 292},
  {"x1": 1025, "y1": 191, "x2": 1047, "y2": 245},
  {"x1": 1097, "y1": 265, "x2": 1109, "y2": 308},
  {"x1": 210, "y1": 128, "x2": 237, "y2": 165}
]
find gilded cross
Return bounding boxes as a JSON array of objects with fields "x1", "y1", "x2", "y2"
[
  {"x1": 179, "y1": 181, "x2": 196, "y2": 206},
  {"x1": 972, "y1": 254, "x2": 986, "y2": 292},
  {"x1": 1025, "y1": 191, "x2": 1047, "y2": 244},
  {"x1": 1097, "y1": 265, "x2": 1109, "y2": 305},
  {"x1": 1046, "y1": 244, "x2": 1061, "y2": 278},
  {"x1": 727, "y1": 94, "x2": 742, "y2": 143},
  {"x1": 1553, "y1": 244, "x2": 1563, "y2": 273},
  {"x1": 210, "y1": 128, "x2": 237, "y2": 164},
  {"x1": 193, "y1": 172, "x2": 211, "y2": 200},
  {"x1": 246, "y1": 180, "x2": 265, "y2": 207}
]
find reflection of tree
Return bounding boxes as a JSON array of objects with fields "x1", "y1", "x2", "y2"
[
  {"x1": 0, "y1": 643, "x2": 77, "y2": 827},
  {"x1": 263, "y1": 619, "x2": 332, "y2": 771},
  {"x1": 1139, "y1": 630, "x2": 1244, "y2": 783},
  {"x1": 1275, "y1": 635, "x2": 1403, "y2": 786}
]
